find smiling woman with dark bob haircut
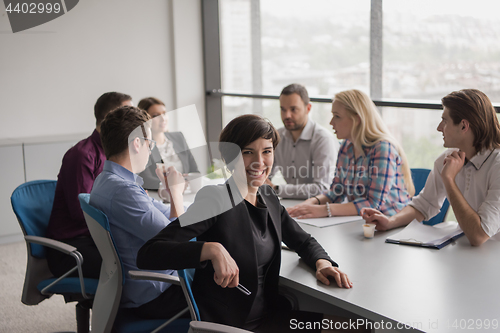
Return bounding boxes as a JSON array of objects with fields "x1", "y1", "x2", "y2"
[{"x1": 137, "y1": 114, "x2": 365, "y2": 333}]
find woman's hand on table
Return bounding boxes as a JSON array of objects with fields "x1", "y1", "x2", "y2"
[
  {"x1": 302, "y1": 197, "x2": 319, "y2": 205},
  {"x1": 315, "y1": 259, "x2": 353, "y2": 289}
]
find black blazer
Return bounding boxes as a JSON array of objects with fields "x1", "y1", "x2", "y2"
[
  {"x1": 139, "y1": 132, "x2": 199, "y2": 190},
  {"x1": 137, "y1": 179, "x2": 337, "y2": 328}
]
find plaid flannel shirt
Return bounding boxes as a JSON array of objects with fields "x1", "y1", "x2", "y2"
[{"x1": 324, "y1": 140, "x2": 411, "y2": 216}]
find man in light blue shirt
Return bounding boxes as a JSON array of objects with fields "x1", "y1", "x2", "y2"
[{"x1": 90, "y1": 105, "x2": 187, "y2": 319}]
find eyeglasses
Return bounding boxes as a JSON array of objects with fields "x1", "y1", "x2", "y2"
[{"x1": 140, "y1": 137, "x2": 156, "y2": 151}]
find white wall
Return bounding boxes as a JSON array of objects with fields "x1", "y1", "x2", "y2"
[
  {"x1": 0, "y1": 0, "x2": 206, "y2": 242},
  {"x1": 0, "y1": 0, "x2": 177, "y2": 140},
  {"x1": 172, "y1": 0, "x2": 206, "y2": 137}
]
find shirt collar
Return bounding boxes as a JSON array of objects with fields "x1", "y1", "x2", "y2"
[
  {"x1": 103, "y1": 160, "x2": 144, "y2": 186},
  {"x1": 90, "y1": 129, "x2": 103, "y2": 149},
  {"x1": 287, "y1": 118, "x2": 314, "y2": 142},
  {"x1": 468, "y1": 149, "x2": 494, "y2": 170},
  {"x1": 344, "y1": 139, "x2": 372, "y2": 158}
]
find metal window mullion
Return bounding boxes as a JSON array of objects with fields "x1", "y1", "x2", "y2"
[
  {"x1": 251, "y1": 0, "x2": 263, "y2": 114},
  {"x1": 202, "y1": 0, "x2": 223, "y2": 144},
  {"x1": 370, "y1": 0, "x2": 383, "y2": 101}
]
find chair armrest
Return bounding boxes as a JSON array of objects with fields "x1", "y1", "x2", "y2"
[
  {"x1": 26, "y1": 236, "x2": 92, "y2": 299},
  {"x1": 189, "y1": 321, "x2": 253, "y2": 333},
  {"x1": 128, "y1": 270, "x2": 181, "y2": 285},
  {"x1": 25, "y1": 235, "x2": 77, "y2": 254}
]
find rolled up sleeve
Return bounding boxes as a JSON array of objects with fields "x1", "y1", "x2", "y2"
[{"x1": 478, "y1": 173, "x2": 500, "y2": 237}]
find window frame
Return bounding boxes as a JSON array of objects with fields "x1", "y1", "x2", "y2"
[{"x1": 201, "y1": 0, "x2": 500, "y2": 142}]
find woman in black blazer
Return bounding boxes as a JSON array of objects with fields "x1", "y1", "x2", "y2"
[
  {"x1": 137, "y1": 97, "x2": 199, "y2": 190},
  {"x1": 137, "y1": 115, "x2": 355, "y2": 332}
]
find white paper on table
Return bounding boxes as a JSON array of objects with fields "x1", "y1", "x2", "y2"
[
  {"x1": 294, "y1": 215, "x2": 364, "y2": 228},
  {"x1": 386, "y1": 220, "x2": 463, "y2": 246}
]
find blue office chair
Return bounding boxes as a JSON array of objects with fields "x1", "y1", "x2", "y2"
[
  {"x1": 78, "y1": 193, "x2": 191, "y2": 333},
  {"x1": 11, "y1": 180, "x2": 98, "y2": 333},
  {"x1": 411, "y1": 168, "x2": 450, "y2": 225},
  {"x1": 128, "y1": 272, "x2": 251, "y2": 333},
  {"x1": 177, "y1": 269, "x2": 201, "y2": 320}
]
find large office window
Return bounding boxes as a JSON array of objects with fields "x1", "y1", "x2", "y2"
[
  {"x1": 383, "y1": 0, "x2": 500, "y2": 101},
  {"x1": 381, "y1": 0, "x2": 500, "y2": 171},
  {"x1": 210, "y1": 0, "x2": 500, "y2": 174},
  {"x1": 220, "y1": 0, "x2": 370, "y2": 126}
]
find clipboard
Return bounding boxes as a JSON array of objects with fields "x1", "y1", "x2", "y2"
[{"x1": 385, "y1": 220, "x2": 464, "y2": 249}]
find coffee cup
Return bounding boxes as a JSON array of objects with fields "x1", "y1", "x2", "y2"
[
  {"x1": 363, "y1": 223, "x2": 376, "y2": 238},
  {"x1": 158, "y1": 182, "x2": 171, "y2": 203}
]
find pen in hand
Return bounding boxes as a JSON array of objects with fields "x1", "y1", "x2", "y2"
[{"x1": 236, "y1": 283, "x2": 251, "y2": 295}]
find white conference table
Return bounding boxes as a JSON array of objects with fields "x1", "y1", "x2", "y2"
[{"x1": 279, "y1": 200, "x2": 500, "y2": 333}]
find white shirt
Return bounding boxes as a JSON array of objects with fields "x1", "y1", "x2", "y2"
[
  {"x1": 410, "y1": 148, "x2": 500, "y2": 237},
  {"x1": 157, "y1": 138, "x2": 184, "y2": 174},
  {"x1": 272, "y1": 119, "x2": 339, "y2": 199}
]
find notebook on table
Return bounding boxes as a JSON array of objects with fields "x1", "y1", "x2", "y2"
[{"x1": 386, "y1": 220, "x2": 464, "y2": 249}]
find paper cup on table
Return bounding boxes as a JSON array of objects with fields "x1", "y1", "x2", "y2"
[
  {"x1": 363, "y1": 223, "x2": 376, "y2": 238},
  {"x1": 158, "y1": 182, "x2": 171, "y2": 202},
  {"x1": 185, "y1": 172, "x2": 203, "y2": 193}
]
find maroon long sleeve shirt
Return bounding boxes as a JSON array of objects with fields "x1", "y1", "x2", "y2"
[{"x1": 46, "y1": 130, "x2": 106, "y2": 240}]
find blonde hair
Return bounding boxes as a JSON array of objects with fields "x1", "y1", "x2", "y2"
[{"x1": 333, "y1": 89, "x2": 415, "y2": 196}]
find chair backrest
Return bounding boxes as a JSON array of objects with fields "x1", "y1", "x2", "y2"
[
  {"x1": 79, "y1": 193, "x2": 123, "y2": 333},
  {"x1": 178, "y1": 268, "x2": 201, "y2": 321},
  {"x1": 11, "y1": 180, "x2": 57, "y2": 258},
  {"x1": 411, "y1": 168, "x2": 450, "y2": 225},
  {"x1": 11, "y1": 180, "x2": 58, "y2": 305},
  {"x1": 411, "y1": 168, "x2": 429, "y2": 197}
]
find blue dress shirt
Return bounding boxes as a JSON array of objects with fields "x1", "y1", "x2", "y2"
[{"x1": 90, "y1": 160, "x2": 176, "y2": 308}]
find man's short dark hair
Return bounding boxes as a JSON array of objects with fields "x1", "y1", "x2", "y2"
[
  {"x1": 100, "y1": 106, "x2": 151, "y2": 159},
  {"x1": 442, "y1": 89, "x2": 500, "y2": 152},
  {"x1": 94, "y1": 92, "x2": 132, "y2": 127},
  {"x1": 280, "y1": 83, "x2": 310, "y2": 105}
]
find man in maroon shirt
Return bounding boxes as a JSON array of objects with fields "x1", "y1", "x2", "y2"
[{"x1": 46, "y1": 92, "x2": 133, "y2": 278}]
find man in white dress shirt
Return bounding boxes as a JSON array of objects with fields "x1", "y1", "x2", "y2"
[
  {"x1": 267, "y1": 83, "x2": 339, "y2": 199},
  {"x1": 362, "y1": 89, "x2": 500, "y2": 246}
]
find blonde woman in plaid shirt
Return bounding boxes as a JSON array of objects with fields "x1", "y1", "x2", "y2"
[{"x1": 287, "y1": 89, "x2": 414, "y2": 219}]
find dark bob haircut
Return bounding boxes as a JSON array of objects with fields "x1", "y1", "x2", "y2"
[{"x1": 218, "y1": 114, "x2": 280, "y2": 167}]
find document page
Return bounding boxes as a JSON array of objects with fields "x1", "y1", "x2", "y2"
[
  {"x1": 294, "y1": 215, "x2": 363, "y2": 228},
  {"x1": 387, "y1": 220, "x2": 463, "y2": 245}
]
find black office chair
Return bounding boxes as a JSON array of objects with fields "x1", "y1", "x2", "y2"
[{"x1": 11, "y1": 180, "x2": 98, "y2": 333}]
